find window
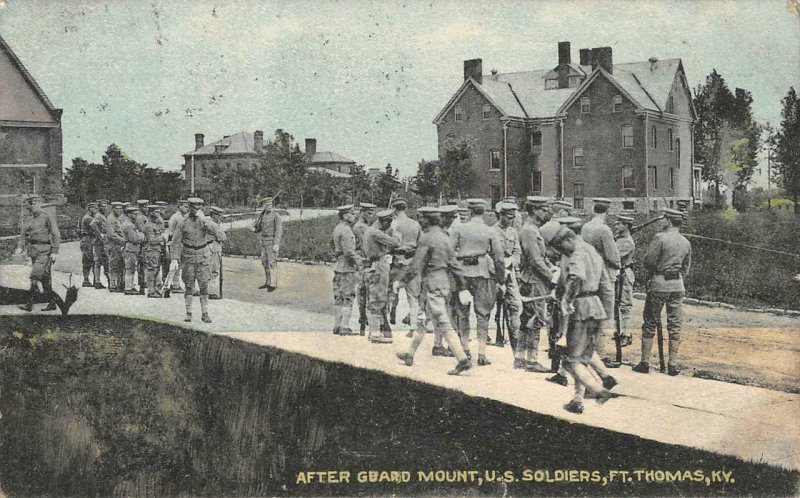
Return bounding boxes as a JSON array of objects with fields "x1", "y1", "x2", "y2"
[
  {"x1": 545, "y1": 79, "x2": 558, "y2": 89},
  {"x1": 669, "y1": 200, "x2": 674, "y2": 208},
  {"x1": 569, "y1": 76, "x2": 580, "y2": 87},
  {"x1": 652, "y1": 200, "x2": 658, "y2": 211},
  {"x1": 483, "y1": 104, "x2": 491, "y2": 120},
  {"x1": 489, "y1": 184, "x2": 500, "y2": 201},
  {"x1": 651, "y1": 125, "x2": 657, "y2": 149},
  {"x1": 669, "y1": 168, "x2": 675, "y2": 190},
  {"x1": 573, "y1": 146, "x2": 584, "y2": 167},
  {"x1": 530, "y1": 131, "x2": 542, "y2": 154},
  {"x1": 573, "y1": 183, "x2": 584, "y2": 209},
  {"x1": 613, "y1": 95, "x2": 623, "y2": 112},
  {"x1": 668, "y1": 128, "x2": 674, "y2": 151},
  {"x1": 531, "y1": 170, "x2": 542, "y2": 194},
  {"x1": 622, "y1": 125, "x2": 634, "y2": 148},
  {"x1": 454, "y1": 106, "x2": 463, "y2": 122},
  {"x1": 622, "y1": 166, "x2": 634, "y2": 189},
  {"x1": 666, "y1": 94, "x2": 674, "y2": 113},
  {"x1": 490, "y1": 150, "x2": 501, "y2": 170},
  {"x1": 581, "y1": 97, "x2": 591, "y2": 114},
  {"x1": 675, "y1": 138, "x2": 681, "y2": 168},
  {"x1": 622, "y1": 200, "x2": 635, "y2": 210},
  {"x1": 649, "y1": 166, "x2": 658, "y2": 190}
]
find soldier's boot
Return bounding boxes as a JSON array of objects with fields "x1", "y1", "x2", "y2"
[
  {"x1": 124, "y1": 274, "x2": 138, "y2": 295},
  {"x1": 667, "y1": 338, "x2": 681, "y2": 376},
  {"x1": 258, "y1": 267, "x2": 270, "y2": 289},
  {"x1": 547, "y1": 373, "x2": 569, "y2": 386},
  {"x1": 477, "y1": 354, "x2": 491, "y2": 366},
  {"x1": 564, "y1": 399, "x2": 584, "y2": 414},
  {"x1": 389, "y1": 304, "x2": 397, "y2": 325},
  {"x1": 82, "y1": 268, "x2": 92, "y2": 287},
  {"x1": 42, "y1": 280, "x2": 58, "y2": 312},
  {"x1": 633, "y1": 336, "x2": 654, "y2": 373},
  {"x1": 359, "y1": 322, "x2": 366, "y2": 336},
  {"x1": 93, "y1": 264, "x2": 106, "y2": 288},
  {"x1": 368, "y1": 314, "x2": 390, "y2": 343},
  {"x1": 333, "y1": 306, "x2": 342, "y2": 334},
  {"x1": 447, "y1": 358, "x2": 472, "y2": 376},
  {"x1": 618, "y1": 318, "x2": 633, "y2": 347},
  {"x1": 396, "y1": 352, "x2": 414, "y2": 367},
  {"x1": 18, "y1": 284, "x2": 36, "y2": 312},
  {"x1": 200, "y1": 296, "x2": 212, "y2": 323},
  {"x1": 339, "y1": 306, "x2": 357, "y2": 335}
]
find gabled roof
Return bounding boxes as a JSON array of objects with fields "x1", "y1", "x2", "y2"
[
  {"x1": 308, "y1": 166, "x2": 352, "y2": 178},
  {"x1": 308, "y1": 151, "x2": 355, "y2": 164},
  {"x1": 185, "y1": 131, "x2": 257, "y2": 156},
  {"x1": 0, "y1": 34, "x2": 59, "y2": 117}
]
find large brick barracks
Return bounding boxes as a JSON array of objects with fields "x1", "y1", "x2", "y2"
[{"x1": 434, "y1": 42, "x2": 699, "y2": 213}]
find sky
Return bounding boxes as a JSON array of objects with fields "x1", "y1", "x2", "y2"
[{"x1": 0, "y1": 0, "x2": 798, "y2": 184}]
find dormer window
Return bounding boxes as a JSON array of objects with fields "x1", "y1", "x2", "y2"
[
  {"x1": 569, "y1": 76, "x2": 580, "y2": 87},
  {"x1": 454, "y1": 105, "x2": 463, "y2": 122},
  {"x1": 581, "y1": 97, "x2": 591, "y2": 114},
  {"x1": 214, "y1": 145, "x2": 226, "y2": 153},
  {"x1": 545, "y1": 79, "x2": 559, "y2": 90}
]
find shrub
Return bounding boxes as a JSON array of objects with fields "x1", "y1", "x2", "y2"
[{"x1": 224, "y1": 215, "x2": 339, "y2": 262}]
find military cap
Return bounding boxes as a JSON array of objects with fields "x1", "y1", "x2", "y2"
[
  {"x1": 466, "y1": 198, "x2": 487, "y2": 208},
  {"x1": 497, "y1": 202, "x2": 518, "y2": 213},
  {"x1": 662, "y1": 208, "x2": 684, "y2": 220},
  {"x1": 177, "y1": 199, "x2": 190, "y2": 205},
  {"x1": 136, "y1": 199, "x2": 149, "y2": 206},
  {"x1": 122, "y1": 202, "x2": 132, "y2": 208},
  {"x1": 553, "y1": 200, "x2": 572, "y2": 209},
  {"x1": 592, "y1": 197, "x2": 612, "y2": 206},
  {"x1": 125, "y1": 205, "x2": 139, "y2": 213},
  {"x1": 359, "y1": 202, "x2": 377, "y2": 210},
  {"x1": 336, "y1": 204, "x2": 354, "y2": 213},
  {"x1": 111, "y1": 201, "x2": 124, "y2": 208},
  {"x1": 549, "y1": 225, "x2": 575, "y2": 245},
  {"x1": 525, "y1": 195, "x2": 549, "y2": 206},
  {"x1": 86, "y1": 201, "x2": 98, "y2": 208},
  {"x1": 417, "y1": 206, "x2": 439, "y2": 216},
  {"x1": 376, "y1": 209, "x2": 394, "y2": 220},
  {"x1": 97, "y1": 199, "x2": 109, "y2": 205},
  {"x1": 155, "y1": 201, "x2": 168, "y2": 206},
  {"x1": 209, "y1": 206, "x2": 224, "y2": 215},
  {"x1": 187, "y1": 197, "x2": 204, "y2": 205},
  {"x1": 457, "y1": 205, "x2": 470, "y2": 213},
  {"x1": 616, "y1": 214, "x2": 635, "y2": 225},
  {"x1": 260, "y1": 196, "x2": 274, "y2": 206},
  {"x1": 391, "y1": 197, "x2": 408, "y2": 208},
  {"x1": 439, "y1": 204, "x2": 458, "y2": 214},
  {"x1": 146, "y1": 204, "x2": 161, "y2": 211},
  {"x1": 557, "y1": 216, "x2": 583, "y2": 227}
]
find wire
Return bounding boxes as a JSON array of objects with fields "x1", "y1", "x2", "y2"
[{"x1": 682, "y1": 233, "x2": 800, "y2": 259}]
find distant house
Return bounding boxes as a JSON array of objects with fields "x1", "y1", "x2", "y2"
[
  {"x1": 434, "y1": 42, "x2": 699, "y2": 212},
  {"x1": 304, "y1": 138, "x2": 354, "y2": 177},
  {"x1": 0, "y1": 34, "x2": 63, "y2": 205}
]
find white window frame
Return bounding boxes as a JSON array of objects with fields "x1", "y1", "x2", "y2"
[
  {"x1": 573, "y1": 182, "x2": 584, "y2": 209},
  {"x1": 489, "y1": 150, "x2": 501, "y2": 171},
  {"x1": 622, "y1": 125, "x2": 634, "y2": 149},
  {"x1": 622, "y1": 166, "x2": 634, "y2": 189},
  {"x1": 573, "y1": 146, "x2": 584, "y2": 168},
  {"x1": 545, "y1": 79, "x2": 559, "y2": 90},
  {"x1": 613, "y1": 95, "x2": 623, "y2": 113},
  {"x1": 530, "y1": 131, "x2": 543, "y2": 154},
  {"x1": 580, "y1": 97, "x2": 591, "y2": 114},
  {"x1": 454, "y1": 106, "x2": 463, "y2": 122},
  {"x1": 482, "y1": 104, "x2": 491, "y2": 120}
]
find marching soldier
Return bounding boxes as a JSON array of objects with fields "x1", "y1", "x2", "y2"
[
  {"x1": 155, "y1": 201, "x2": 170, "y2": 280},
  {"x1": 89, "y1": 199, "x2": 109, "y2": 289},
  {"x1": 332, "y1": 205, "x2": 362, "y2": 335},
  {"x1": 634, "y1": 208, "x2": 692, "y2": 376},
  {"x1": 580, "y1": 198, "x2": 621, "y2": 336},
  {"x1": 396, "y1": 207, "x2": 472, "y2": 375},
  {"x1": 134, "y1": 200, "x2": 150, "y2": 294},
  {"x1": 252, "y1": 196, "x2": 283, "y2": 291},
  {"x1": 170, "y1": 197, "x2": 227, "y2": 323},
  {"x1": 614, "y1": 214, "x2": 636, "y2": 346},
  {"x1": 122, "y1": 206, "x2": 145, "y2": 295},
  {"x1": 166, "y1": 199, "x2": 189, "y2": 293},
  {"x1": 517, "y1": 196, "x2": 557, "y2": 372},
  {"x1": 363, "y1": 209, "x2": 401, "y2": 343},
  {"x1": 106, "y1": 202, "x2": 126, "y2": 292},
  {"x1": 352, "y1": 202, "x2": 377, "y2": 335},
  {"x1": 79, "y1": 202, "x2": 98, "y2": 287},
  {"x1": 449, "y1": 198, "x2": 505, "y2": 365},
  {"x1": 143, "y1": 204, "x2": 166, "y2": 297},
  {"x1": 388, "y1": 197, "x2": 421, "y2": 330},
  {"x1": 208, "y1": 206, "x2": 225, "y2": 299},
  {"x1": 432, "y1": 203, "x2": 460, "y2": 356},
  {"x1": 490, "y1": 202, "x2": 522, "y2": 349},
  {"x1": 14, "y1": 195, "x2": 61, "y2": 312}
]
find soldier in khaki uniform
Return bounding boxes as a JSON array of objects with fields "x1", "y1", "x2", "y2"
[
  {"x1": 252, "y1": 196, "x2": 283, "y2": 291},
  {"x1": 106, "y1": 202, "x2": 127, "y2": 292},
  {"x1": 208, "y1": 206, "x2": 225, "y2": 299},
  {"x1": 134, "y1": 200, "x2": 150, "y2": 294},
  {"x1": 122, "y1": 206, "x2": 145, "y2": 295},
  {"x1": 332, "y1": 205, "x2": 362, "y2": 335},
  {"x1": 634, "y1": 208, "x2": 692, "y2": 376},
  {"x1": 614, "y1": 213, "x2": 636, "y2": 346},
  {"x1": 143, "y1": 204, "x2": 167, "y2": 297},
  {"x1": 388, "y1": 197, "x2": 421, "y2": 330},
  {"x1": 15, "y1": 195, "x2": 61, "y2": 312},
  {"x1": 166, "y1": 199, "x2": 189, "y2": 293},
  {"x1": 89, "y1": 199, "x2": 110, "y2": 289},
  {"x1": 79, "y1": 202, "x2": 98, "y2": 287},
  {"x1": 580, "y1": 198, "x2": 621, "y2": 337},
  {"x1": 490, "y1": 202, "x2": 522, "y2": 349},
  {"x1": 170, "y1": 197, "x2": 227, "y2": 323},
  {"x1": 363, "y1": 209, "x2": 401, "y2": 343},
  {"x1": 396, "y1": 207, "x2": 471, "y2": 375},
  {"x1": 352, "y1": 202, "x2": 377, "y2": 335},
  {"x1": 449, "y1": 198, "x2": 505, "y2": 365}
]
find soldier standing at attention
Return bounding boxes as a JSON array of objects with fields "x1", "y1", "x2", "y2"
[
  {"x1": 252, "y1": 196, "x2": 283, "y2": 291},
  {"x1": 89, "y1": 199, "x2": 109, "y2": 289},
  {"x1": 14, "y1": 195, "x2": 61, "y2": 312},
  {"x1": 154, "y1": 201, "x2": 170, "y2": 280},
  {"x1": 122, "y1": 206, "x2": 145, "y2": 295},
  {"x1": 207, "y1": 206, "x2": 226, "y2": 299},
  {"x1": 388, "y1": 197, "x2": 421, "y2": 330},
  {"x1": 143, "y1": 205, "x2": 166, "y2": 297},
  {"x1": 614, "y1": 214, "x2": 636, "y2": 347},
  {"x1": 363, "y1": 209, "x2": 401, "y2": 343},
  {"x1": 352, "y1": 202, "x2": 376, "y2": 335},
  {"x1": 79, "y1": 202, "x2": 98, "y2": 288},
  {"x1": 134, "y1": 200, "x2": 150, "y2": 294},
  {"x1": 332, "y1": 205, "x2": 362, "y2": 335},
  {"x1": 634, "y1": 208, "x2": 692, "y2": 376},
  {"x1": 490, "y1": 202, "x2": 522, "y2": 349},
  {"x1": 106, "y1": 202, "x2": 127, "y2": 292},
  {"x1": 170, "y1": 197, "x2": 227, "y2": 323},
  {"x1": 166, "y1": 199, "x2": 189, "y2": 293},
  {"x1": 396, "y1": 207, "x2": 472, "y2": 375},
  {"x1": 450, "y1": 198, "x2": 505, "y2": 366}
]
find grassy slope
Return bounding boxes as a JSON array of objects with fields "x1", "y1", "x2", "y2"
[{"x1": 0, "y1": 315, "x2": 796, "y2": 497}]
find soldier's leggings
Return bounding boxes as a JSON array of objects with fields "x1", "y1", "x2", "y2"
[
  {"x1": 144, "y1": 248, "x2": 162, "y2": 295},
  {"x1": 80, "y1": 238, "x2": 94, "y2": 279},
  {"x1": 563, "y1": 317, "x2": 605, "y2": 398},
  {"x1": 455, "y1": 276, "x2": 494, "y2": 357},
  {"x1": 93, "y1": 241, "x2": 106, "y2": 284}
]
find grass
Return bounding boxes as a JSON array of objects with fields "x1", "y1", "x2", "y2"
[
  {"x1": 224, "y1": 215, "x2": 339, "y2": 262},
  {"x1": 0, "y1": 315, "x2": 797, "y2": 497}
]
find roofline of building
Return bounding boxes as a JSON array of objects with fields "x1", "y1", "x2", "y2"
[
  {"x1": 0, "y1": 34, "x2": 59, "y2": 116},
  {"x1": 558, "y1": 67, "x2": 644, "y2": 115},
  {"x1": 432, "y1": 77, "x2": 510, "y2": 125}
]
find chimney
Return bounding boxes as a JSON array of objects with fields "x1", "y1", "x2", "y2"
[
  {"x1": 558, "y1": 41, "x2": 571, "y2": 66},
  {"x1": 305, "y1": 138, "x2": 317, "y2": 156},
  {"x1": 254, "y1": 130, "x2": 264, "y2": 151},
  {"x1": 648, "y1": 57, "x2": 658, "y2": 71},
  {"x1": 463, "y1": 59, "x2": 482, "y2": 84},
  {"x1": 194, "y1": 133, "x2": 204, "y2": 150},
  {"x1": 591, "y1": 47, "x2": 613, "y2": 74},
  {"x1": 579, "y1": 48, "x2": 590, "y2": 66}
]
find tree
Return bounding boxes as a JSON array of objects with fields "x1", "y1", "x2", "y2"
[
  {"x1": 775, "y1": 87, "x2": 800, "y2": 213},
  {"x1": 438, "y1": 137, "x2": 477, "y2": 199},
  {"x1": 414, "y1": 158, "x2": 440, "y2": 200}
]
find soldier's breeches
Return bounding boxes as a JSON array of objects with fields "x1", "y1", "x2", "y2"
[
  {"x1": 80, "y1": 239, "x2": 94, "y2": 276},
  {"x1": 599, "y1": 268, "x2": 615, "y2": 321},
  {"x1": 504, "y1": 274, "x2": 522, "y2": 334},
  {"x1": 619, "y1": 275, "x2": 633, "y2": 320},
  {"x1": 563, "y1": 318, "x2": 605, "y2": 396},
  {"x1": 182, "y1": 259, "x2": 210, "y2": 295},
  {"x1": 456, "y1": 277, "x2": 493, "y2": 352},
  {"x1": 641, "y1": 291, "x2": 684, "y2": 341},
  {"x1": 259, "y1": 238, "x2": 277, "y2": 286},
  {"x1": 93, "y1": 243, "x2": 106, "y2": 278},
  {"x1": 366, "y1": 261, "x2": 390, "y2": 316},
  {"x1": 333, "y1": 272, "x2": 357, "y2": 307},
  {"x1": 26, "y1": 245, "x2": 51, "y2": 283},
  {"x1": 144, "y1": 249, "x2": 161, "y2": 293},
  {"x1": 518, "y1": 280, "x2": 548, "y2": 356},
  {"x1": 410, "y1": 285, "x2": 466, "y2": 362}
]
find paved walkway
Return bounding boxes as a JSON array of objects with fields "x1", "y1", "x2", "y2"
[{"x1": 1, "y1": 262, "x2": 798, "y2": 472}]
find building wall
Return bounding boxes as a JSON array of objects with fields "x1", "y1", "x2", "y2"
[{"x1": 183, "y1": 154, "x2": 259, "y2": 193}]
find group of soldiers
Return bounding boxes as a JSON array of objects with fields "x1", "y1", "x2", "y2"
[{"x1": 330, "y1": 195, "x2": 692, "y2": 414}]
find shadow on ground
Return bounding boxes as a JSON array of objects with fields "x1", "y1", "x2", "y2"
[{"x1": 0, "y1": 315, "x2": 796, "y2": 497}]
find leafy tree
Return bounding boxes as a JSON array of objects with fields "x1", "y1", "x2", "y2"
[
  {"x1": 438, "y1": 137, "x2": 477, "y2": 199},
  {"x1": 774, "y1": 87, "x2": 800, "y2": 213},
  {"x1": 414, "y1": 158, "x2": 439, "y2": 200}
]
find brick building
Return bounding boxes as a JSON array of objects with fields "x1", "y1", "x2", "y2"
[
  {"x1": 0, "y1": 35, "x2": 63, "y2": 205},
  {"x1": 433, "y1": 42, "x2": 699, "y2": 212}
]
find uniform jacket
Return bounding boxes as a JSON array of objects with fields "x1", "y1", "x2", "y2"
[
  {"x1": 644, "y1": 228, "x2": 692, "y2": 293},
  {"x1": 143, "y1": 218, "x2": 166, "y2": 250},
  {"x1": 616, "y1": 233, "x2": 636, "y2": 284},
  {"x1": 518, "y1": 220, "x2": 552, "y2": 286},
  {"x1": 363, "y1": 226, "x2": 401, "y2": 261},
  {"x1": 562, "y1": 238, "x2": 608, "y2": 321},
  {"x1": 254, "y1": 210, "x2": 283, "y2": 245},
  {"x1": 121, "y1": 217, "x2": 145, "y2": 253},
  {"x1": 405, "y1": 225, "x2": 465, "y2": 292},
  {"x1": 106, "y1": 213, "x2": 126, "y2": 245},
  {"x1": 135, "y1": 212, "x2": 148, "y2": 232},
  {"x1": 352, "y1": 219, "x2": 370, "y2": 256},
  {"x1": 449, "y1": 218, "x2": 505, "y2": 281},
  {"x1": 80, "y1": 213, "x2": 94, "y2": 241},
  {"x1": 390, "y1": 214, "x2": 421, "y2": 265},
  {"x1": 333, "y1": 221, "x2": 361, "y2": 273},
  {"x1": 18, "y1": 211, "x2": 60, "y2": 254},
  {"x1": 491, "y1": 222, "x2": 521, "y2": 269},
  {"x1": 171, "y1": 215, "x2": 227, "y2": 263},
  {"x1": 209, "y1": 217, "x2": 225, "y2": 254},
  {"x1": 167, "y1": 211, "x2": 184, "y2": 240},
  {"x1": 90, "y1": 212, "x2": 108, "y2": 243},
  {"x1": 581, "y1": 217, "x2": 621, "y2": 270}
]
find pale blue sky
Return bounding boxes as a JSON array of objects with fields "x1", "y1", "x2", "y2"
[{"x1": 0, "y1": 0, "x2": 797, "y2": 182}]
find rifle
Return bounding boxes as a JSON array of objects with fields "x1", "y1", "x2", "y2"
[
  {"x1": 630, "y1": 215, "x2": 664, "y2": 234},
  {"x1": 493, "y1": 291, "x2": 505, "y2": 345},
  {"x1": 219, "y1": 252, "x2": 224, "y2": 299},
  {"x1": 656, "y1": 316, "x2": 666, "y2": 373},
  {"x1": 609, "y1": 272, "x2": 624, "y2": 368}
]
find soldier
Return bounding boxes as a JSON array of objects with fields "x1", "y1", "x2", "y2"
[
  {"x1": 450, "y1": 198, "x2": 505, "y2": 365},
  {"x1": 89, "y1": 199, "x2": 109, "y2": 289},
  {"x1": 490, "y1": 202, "x2": 522, "y2": 349},
  {"x1": 143, "y1": 204, "x2": 166, "y2": 297},
  {"x1": 396, "y1": 207, "x2": 472, "y2": 375},
  {"x1": 208, "y1": 206, "x2": 225, "y2": 299},
  {"x1": 106, "y1": 202, "x2": 127, "y2": 292},
  {"x1": 332, "y1": 205, "x2": 362, "y2": 335},
  {"x1": 154, "y1": 201, "x2": 170, "y2": 280},
  {"x1": 14, "y1": 195, "x2": 61, "y2": 312},
  {"x1": 431, "y1": 204, "x2": 460, "y2": 356},
  {"x1": 79, "y1": 202, "x2": 98, "y2": 287},
  {"x1": 549, "y1": 226, "x2": 618, "y2": 414},
  {"x1": 614, "y1": 214, "x2": 636, "y2": 346},
  {"x1": 122, "y1": 206, "x2": 145, "y2": 295},
  {"x1": 580, "y1": 198, "x2": 621, "y2": 337},
  {"x1": 133, "y1": 200, "x2": 150, "y2": 294},
  {"x1": 252, "y1": 196, "x2": 283, "y2": 291},
  {"x1": 517, "y1": 196, "x2": 557, "y2": 372},
  {"x1": 166, "y1": 199, "x2": 189, "y2": 293},
  {"x1": 170, "y1": 197, "x2": 227, "y2": 323},
  {"x1": 499, "y1": 196, "x2": 524, "y2": 231},
  {"x1": 388, "y1": 197, "x2": 421, "y2": 330},
  {"x1": 634, "y1": 208, "x2": 692, "y2": 376},
  {"x1": 353, "y1": 202, "x2": 377, "y2": 335},
  {"x1": 363, "y1": 209, "x2": 401, "y2": 343}
]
